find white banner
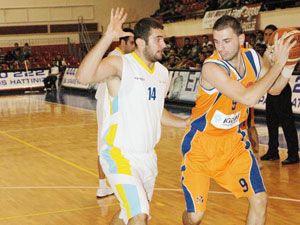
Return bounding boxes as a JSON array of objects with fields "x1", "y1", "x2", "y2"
[
  {"x1": 0, "y1": 69, "x2": 49, "y2": 90},
  {"x1": 61, "y1": 67, "x2": 90, "y2": 89},
  {"x1": 202, "y1": 4, "x2": 261, "y2": 31},
  {"x1": 202, "y1": 8, "x2": 232, "y2": 29},
  {"x1": 167, "y1": 69, "x2": 300, "y2": 114}
]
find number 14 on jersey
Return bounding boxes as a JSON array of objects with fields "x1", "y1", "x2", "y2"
[{"x1": 148, "y1": 87, "x2": 156, "y2": 100}]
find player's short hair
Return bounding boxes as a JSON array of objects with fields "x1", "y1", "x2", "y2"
[
  {"x1": 264, "y1": 24, "x2": 277, "y2": 32},
  {"x1": 134, "y1": 17, "x2": 163, "y2": 44},
  {"x1": 119, "y1": 28, "x2": 134, "y2": 43},
  {"x1": 213, "y1": 15, "x2": 243, "y2": 36}
]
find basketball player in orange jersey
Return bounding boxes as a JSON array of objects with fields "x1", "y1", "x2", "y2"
[{"x1": 181, "y1": 15, "x2": 296, "y2": 225}]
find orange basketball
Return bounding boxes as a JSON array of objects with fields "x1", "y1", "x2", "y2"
[{"x1": 268, "y1": 28, "x2": 300, "y2": 65}]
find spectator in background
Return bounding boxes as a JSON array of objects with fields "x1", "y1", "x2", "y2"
[
  {"x1": 201, "y1": 34, "x2": 213, "y2": 47},
  {"x1": 165, "y1": 54, "x2": 181, "y2": 69},
  {"x1": 0, "y1": 48, "x2": 5, "y2": 64},
  {"x1": 53, "y1": 53, "x2": 67, "y2": 85},
  {"x1": 22, "y1": 43, "x2": 32, "y2": 60},
  {"x1": 12, "y1": 42, "x2": 21, "y2": 55},
  {"x1": 256, "y1": 30, "x2": 264, "y2": 44},
  {"x1": 4, "y1": 51, "x2": 14, "y2": 66},
  {"x1": 254, "y1": 43, "x2": 267, "y2": 57},
  {"x1": 168, "y1": 36, "x2": 179, "y2": 53},
  {"x1": 207, "y1": 43, "x2": 215, "y2": 52},
  {"x1": 180, "y1": 37, "x2": 192, "y2": 58},
  {"x1": 260, "y1": 24, "x2": 299, "y2": 165},
  {"x1": 190, "y1": 38, "x2": 201, "y2": 59},
  {"x1": 13, "y1": 48, "x2": 24, "y2": 63},
  {"x1": 43, "y1": 62, "x2": 59, "y2": 91},
  {"x1": 195, "y1": 51, "x2": 206, "y2": 69}
]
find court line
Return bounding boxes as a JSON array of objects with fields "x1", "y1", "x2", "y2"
[
  {"x1": 0, "y1": 131, "x2": 98, "y2": 178},
  {"x1": 5, "y1": 123, "x2": 96, "y2": 132},
  {"x1": 45, "y1": 101, "x2": 96, "y2": 113},
  {"x1": 1, "y1": 186, "x2": 299, "y2": 203},
  {"x1": 0, "y1": 204, "x2": 118, "y2": 221}
]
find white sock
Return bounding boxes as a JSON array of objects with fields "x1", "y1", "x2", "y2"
[{"x1": 99, "y1": 179, "x2": 108, "y2": 188}]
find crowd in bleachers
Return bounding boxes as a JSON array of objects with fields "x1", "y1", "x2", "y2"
[
  {"x1": 0, "y1": 42, "x2": 80, "y2": 71},
  {"x1": 152, "y1": 0, "x2": 298, "y2": 22}
]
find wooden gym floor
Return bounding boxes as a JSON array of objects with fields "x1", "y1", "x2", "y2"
[{"x1": 0, "y1": 91, "x2": 299, "y2": 225}]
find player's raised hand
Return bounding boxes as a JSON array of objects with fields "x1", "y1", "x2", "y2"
[
  {"x1": 273, "y1": 32, "x2": 297, "y2": 67},
  {"x1": 105, "y1": 8, "x2": 133, "y2": 40}
]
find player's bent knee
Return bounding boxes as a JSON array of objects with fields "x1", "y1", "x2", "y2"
[{"x1": 128, "y1": 213, "x2": 148, "y2": 224}]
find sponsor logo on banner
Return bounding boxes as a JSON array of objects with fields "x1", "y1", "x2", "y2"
[{"x1": 0, "y1": 69, "x2": 48, "y2": 90}]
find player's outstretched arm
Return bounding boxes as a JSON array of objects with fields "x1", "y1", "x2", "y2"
[{"x1": 76, "y1": 8, "x2": 133, "y2": 84}]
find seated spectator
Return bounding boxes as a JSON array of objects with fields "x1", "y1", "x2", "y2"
[
  {"x1": 4, "y1": 51, "x2": 14, "y2": 66},
  {"x1": 194, "y1": 51, "x2": 206, "y2": 69},
  {"x1": 13, "y1": 48, "x2": 24, "y2": 63},
  {"x1": 22, "y1": 43, "x2": 32, "y2": 60},
  {"x1": 12, "y1": 43, "x2": 22, "y2": 59},
  {"x1": 207, "y1": 43, "x2": 215, "y2": 52},
  {"x1": 180, "y1": 37, "x2": 192, "y2": 58},
  {"x1": 164, "y1": 54, "x2": 181, "y2": 69},
  {"x1": 190, "y1": 38, "x2": 201, "y2": 59},
  {"x1": 0, "y1": 48, "x2": 5, "y2": 64},
  {"x1": 201, "y1": 35, "x2": 213, "y2": 47}
]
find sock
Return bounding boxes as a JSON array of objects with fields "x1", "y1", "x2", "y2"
[{"x1": 99, "y1": 179, "x2": 108, "y2": 188}]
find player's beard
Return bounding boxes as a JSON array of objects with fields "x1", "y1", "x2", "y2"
[{"x1": 143, "y1": 45, "x2": 162, "y2": 63}]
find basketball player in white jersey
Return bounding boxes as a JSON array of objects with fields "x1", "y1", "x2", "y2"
[
  {"x1": 96, "y1": 28, "x2": 135, "y2": 198},
  {"x1": 77, "y1": 8, "x2": 188, "y2": 225}
]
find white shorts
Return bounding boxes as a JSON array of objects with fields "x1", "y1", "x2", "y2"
[{"x1": 99, "y1": 149, "x2": 157, "y2": 224}]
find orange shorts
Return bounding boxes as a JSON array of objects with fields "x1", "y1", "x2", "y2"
[{"x1": 181, "y1": 128, "x2": 265, "y2": 212}]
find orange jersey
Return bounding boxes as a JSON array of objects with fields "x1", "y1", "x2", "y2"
[{"x1": 190, "y1": 48, "x2": 261, "y2": 135}]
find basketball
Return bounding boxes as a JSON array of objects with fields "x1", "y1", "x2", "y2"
[{"x1": 268, "y1": 28, "x2": 300, "y2": 65}]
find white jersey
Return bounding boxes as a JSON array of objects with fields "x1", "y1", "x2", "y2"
[
  {"x1": 100, "y1": 52, "x2": 169, "y2": 154},
  {"x1": 96, "y1": 47, "x2": 123, "y2": 152}
]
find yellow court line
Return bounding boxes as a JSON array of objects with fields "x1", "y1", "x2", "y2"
[
  {"x1": 6, "y1": 123, "x2": 95, "y2": 132},
  {"x1": 0, "y1": 131, "x2": 98, "y2": 178},
  {"x1": 0, "y1": 203, "x2": 118, "y2": 221}
]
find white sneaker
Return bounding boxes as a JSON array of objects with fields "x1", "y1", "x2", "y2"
[{"x1": 96, "y1": 187, "x2": 114, "y2": 198}]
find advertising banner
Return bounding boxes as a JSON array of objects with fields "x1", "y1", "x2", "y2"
[
  {"x1": 203, "y1": 4, "x2": 262, "y2": 31},
  {"x1": 0, "y1": 69, "x2": 49, "y2": 91}
]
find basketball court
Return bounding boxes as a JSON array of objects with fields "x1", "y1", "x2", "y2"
[{"x1": 0, "y1": 90, "x2": 299, "y2": 225}]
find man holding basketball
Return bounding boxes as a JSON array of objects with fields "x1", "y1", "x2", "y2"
[
  {"x1": 260, "y1": 24, "x2": 299, "y2": 165},
  {"x1": 181, "y1": 16, "x2": 296, "y2": 225}
]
